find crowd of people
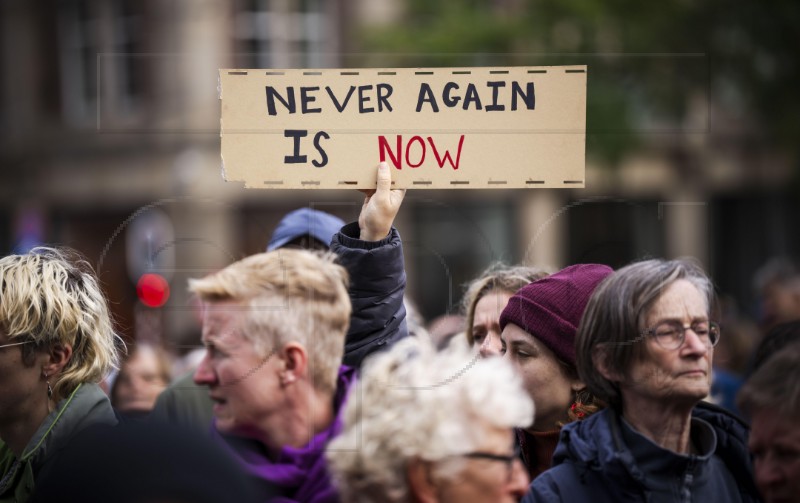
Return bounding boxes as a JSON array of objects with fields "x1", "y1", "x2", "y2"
[{"x1": 1, "y1": 163, "x2": 799, "y2": 503}]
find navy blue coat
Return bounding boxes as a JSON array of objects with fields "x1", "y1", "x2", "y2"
[
  {"x1": 525, "y1": 402, "x2": 761, "y2": 503},
  {"x1": 332, "y1": 222, "x2": 408, "y2": 370}
]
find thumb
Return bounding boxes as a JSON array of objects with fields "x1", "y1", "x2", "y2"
[{"x1": 376, "y1": 162, "x2": 391, "y2": 193}]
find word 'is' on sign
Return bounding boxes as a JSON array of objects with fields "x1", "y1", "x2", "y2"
[{"x1": 219, "y1": 66, "x2": 587, "y2": 189}]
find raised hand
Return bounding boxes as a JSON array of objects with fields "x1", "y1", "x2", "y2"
[{"x1": 358, "y1": 162, "x2": 406, "y2": 241}]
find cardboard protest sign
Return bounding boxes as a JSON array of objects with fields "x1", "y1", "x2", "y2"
[{"x1": 219, "y1": 66, "x2": 586, "y2": 189}]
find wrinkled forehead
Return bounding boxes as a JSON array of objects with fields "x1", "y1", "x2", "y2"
[{"x1": 642, "y1": 279, "x2": 710, "y2": 326}]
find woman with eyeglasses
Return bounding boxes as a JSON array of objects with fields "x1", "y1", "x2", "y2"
[
  {"x1": 326, "y1": 335, "x2": 533, "y2": 503},
  {"x1": 526, "y1": 258, "x2": 761, "y2": 502},
  {"x1": 0, "y1": 248, "x2": 122, "y2": 503}
]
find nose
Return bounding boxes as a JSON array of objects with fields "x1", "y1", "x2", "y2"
[
  {"x1": 507, "y1": 458, "x2": 530, "y2": 498},
  {"x1": 193, "y1": 351, "x2": 216, "y2": 386},
  {"x1": 755, "y1": 453, "x2": 785, "y2": 492},
  {"x1": 479, "y1": 331, "x2": 502, "y2": 358},
  {"x1": 682, "y1": 327, "x2": 711, "y2": 355}
]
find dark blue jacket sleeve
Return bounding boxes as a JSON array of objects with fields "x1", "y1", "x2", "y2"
[{"x1": 331, "y1": 222, "x2": 408, "y2": 370}]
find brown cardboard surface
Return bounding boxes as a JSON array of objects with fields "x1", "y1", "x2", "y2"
[{"x1": 219, "y1": 66, "x2": 586, "y2": 189}]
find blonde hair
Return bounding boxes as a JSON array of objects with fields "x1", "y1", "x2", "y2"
[
  {"x1": 188, "y1": 249, "x2": 350, "y2": 394},
  {"x1": 327, "y1": 336, "x2": 534, "y2": 503},
  {"x1": 462, "y1": 263, "x2": 550, "y2": 345},
  {"x1": 0, "y1": 247, "x2": 122, "y2": 400}
]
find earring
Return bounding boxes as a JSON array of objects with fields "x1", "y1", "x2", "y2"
[
  {"x1": 570, "y1": 389, "x2": 591, "y2": 419},
  {"x1": 43, "y1": 371, "x2": 53, "y2": 400}
]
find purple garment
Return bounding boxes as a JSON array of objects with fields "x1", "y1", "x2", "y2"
[{"x1": 212, "y1": 366, "x2": 356, "y2": 503}]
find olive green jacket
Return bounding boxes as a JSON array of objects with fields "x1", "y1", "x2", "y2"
[{"x1": 0, "y1": 384, "x2": 117, "y2": 503}]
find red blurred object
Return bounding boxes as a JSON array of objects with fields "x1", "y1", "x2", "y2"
[{"x1": 136, "y1": 273, "x2": 170, "y2": 308}]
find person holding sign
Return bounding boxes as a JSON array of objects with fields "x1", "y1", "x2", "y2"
[
  {"x1": 332, "y1": 163, "x2": 409, "y2": 369},
  {"x1": 189, "y1": 163, "x2": 405, "y2": 502}
]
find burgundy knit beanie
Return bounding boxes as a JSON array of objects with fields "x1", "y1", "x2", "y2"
[{"x1": 499, "y1": 264, "x2": 613, "y2": 367}]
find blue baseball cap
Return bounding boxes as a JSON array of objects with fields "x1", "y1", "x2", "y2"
[{"x1": 267, "y1": 208, "x2": 345, "y2": 251}]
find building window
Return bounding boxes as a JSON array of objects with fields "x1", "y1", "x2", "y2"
[
  {"x1": 57, "y1": 0, "x2": 143, "y2": 127},
  {"x1": 410, "y1": 200, "x2": 516, "y2": 320},
  {"x1": 234, "y1": 0, "x2": 335, "y2": 69}
]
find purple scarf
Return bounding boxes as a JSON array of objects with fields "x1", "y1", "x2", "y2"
[{"x1": 212, "y1": 366, "x2": 356, "y2": 503}]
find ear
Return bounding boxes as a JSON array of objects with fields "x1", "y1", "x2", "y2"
[
  {"x1": 592, "y1": 345, "x2": 621, "y2": 383},
  {"x1": 406, "y1": 459, "x2": 438, "y2": 503},
  {"x1": 42, "y1": 343, "x2": 73, "y2": 377},
  {"x1": 279, "y1": 342, "x2": 308, "y2": 386}
]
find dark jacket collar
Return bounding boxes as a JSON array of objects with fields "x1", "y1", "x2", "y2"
[{"x1": 552, "y1": 403, "x2": 760, "y2": 501}]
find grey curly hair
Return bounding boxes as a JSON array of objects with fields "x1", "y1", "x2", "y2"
[{"x1": 326, "y1": 336, "x2": 533, "y2": 503}]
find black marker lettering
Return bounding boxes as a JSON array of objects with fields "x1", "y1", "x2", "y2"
[
  {"x1": 416, "y1": 83, "x2": 439, "y2": 112},
  {"x1": 284, "y1": 130, "x2": 307, "y2": 163},
  {"x1": 485, "y1": 81, "x2": 506, "y2": 111},
  {"x1": 266, "y1": 86, "x2": 296, "y2": 115}
]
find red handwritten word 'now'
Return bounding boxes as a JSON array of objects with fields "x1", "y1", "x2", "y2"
[{"x1": 378, "y1": 135, "x2": 465, "y2": 170}]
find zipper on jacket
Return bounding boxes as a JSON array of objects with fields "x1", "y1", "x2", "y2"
[{"x1": 680, "y1": 456, "x2": 696, "y2": 503}]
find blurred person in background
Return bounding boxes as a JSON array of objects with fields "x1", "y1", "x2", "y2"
[
  {"x1": 326, "y1": 336, "x2": 534, "y2": 503},
  {"x1": 528, "y1": 258, "x2": 760, "y2": 502},
  {"x1": 737, "y1": 346, "x2": 800, "y2": 503},
  {"x1": 714, "y1": 296, "x2": 761, "y2": 376},
  {"x1": 0, "y1": 247, "x2": 122, "y2": 503},
  {"x1": 498, "y1": 264, "x2": 612, "y2": 478},
  {"x1": 753, "y1": 257, "x2": 800, "y2": 331},
  {"x1": 747, "y1": 319, "x2": 800, "y2": 377},
  {"x1": 463, "y1": 263, "x2": 550, "y2": 357},
  {"x1": 709, "y1": 297, "x2": 761, "y2": 414},
  {"x1": 111, "y1": 343, "x2": 172, "y2": 419},
  {"x1": 266, "y1": 207, "x2": 345, "y2": 252}
]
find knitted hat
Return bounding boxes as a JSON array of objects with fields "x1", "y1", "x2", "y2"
[
  {"x1": 499, "y1": 264, "x2": 613, "y2": 367},
  {"x1": 267, "y1": 208, "x2": 345, "y2": 251}
]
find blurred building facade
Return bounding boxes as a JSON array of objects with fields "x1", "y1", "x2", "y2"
[{"x1": 1, "y1": 0, "x2": 798, "y2": 350}]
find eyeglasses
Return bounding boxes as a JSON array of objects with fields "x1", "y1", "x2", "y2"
[
  {"x1": 0, "y1": 340, "x2": 34, "y2": 350},
  {"x1": 637, "y1": 320, "x2": 721, "y2": 350},
  {"x1": 460, "y1": 442, "x2": 521, "y2": 484}
]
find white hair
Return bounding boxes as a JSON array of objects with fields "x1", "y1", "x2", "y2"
[{"x1": 326, "y1": 336, "x2": 534, "y2": 503}]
